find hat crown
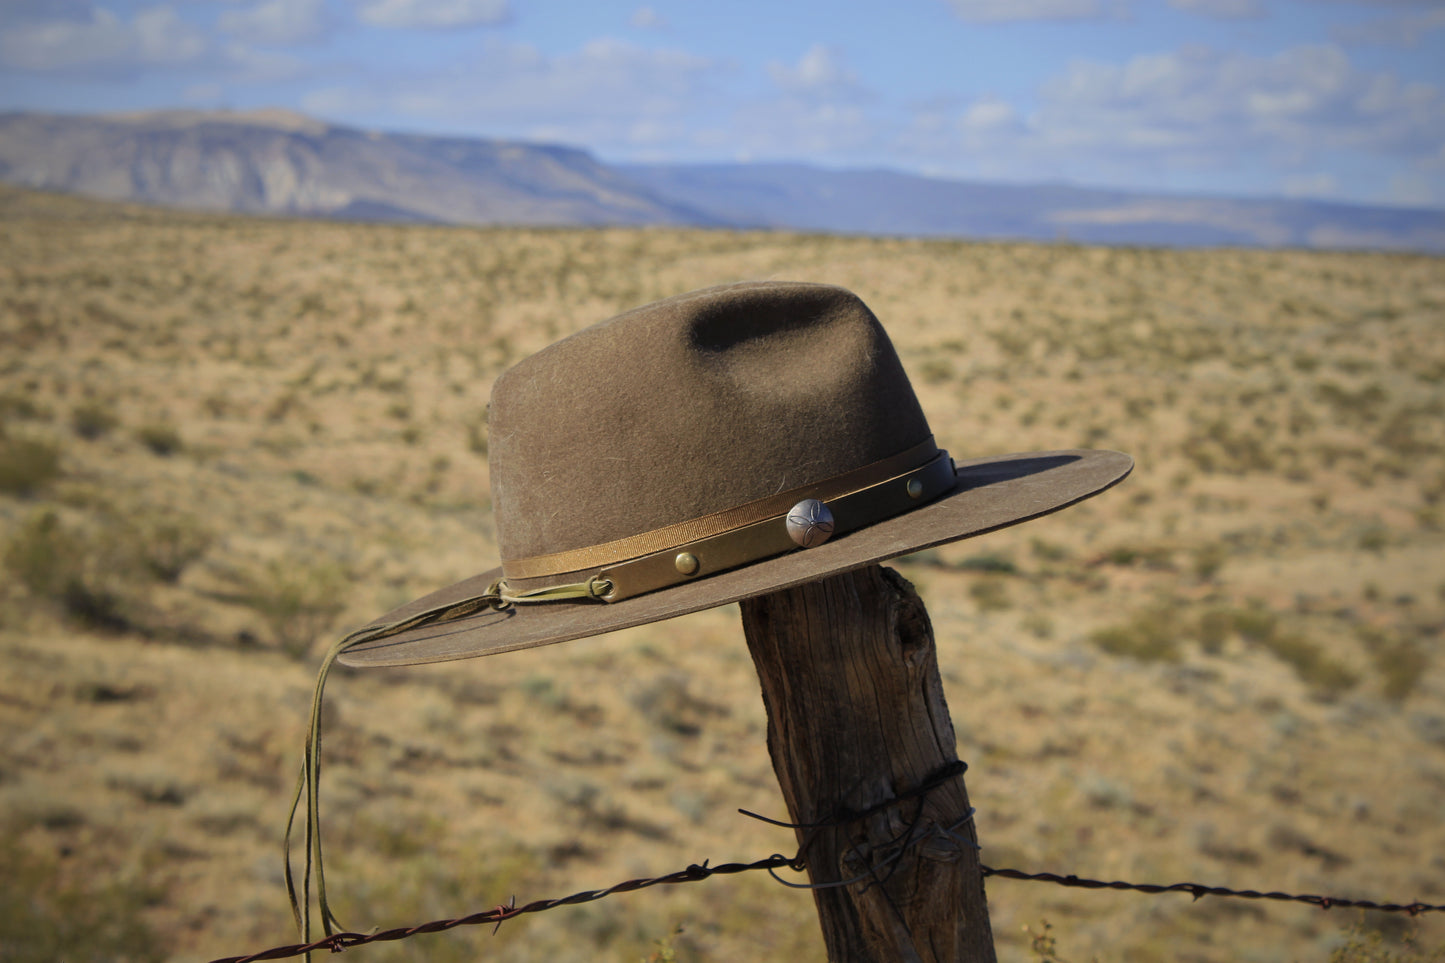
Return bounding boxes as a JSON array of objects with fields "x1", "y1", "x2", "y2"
[{"x1": 489, "y1": 281, "x2": 932, "y2": 579}]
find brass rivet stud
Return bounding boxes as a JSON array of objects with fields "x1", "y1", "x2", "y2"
[
  {"x1": 786, "y1": 498, "x2": 835, "y2": 548},
  {"x1": 675, "y1": 552, "x2": 700, "y2": 576},
  {"x1": 906, "y1": 478, "x2": 924, "y2": 499}
]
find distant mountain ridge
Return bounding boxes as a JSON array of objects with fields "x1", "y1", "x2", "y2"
[
  {"x1": 0, "y1": 109, "x2": 717, "y2": 227},
  {"x1": 619, "y1": 162, "x2": 1445, "y2": 252},
  {"x1": 1, "y1": 109, "x2": 1442, "y2": 252}
]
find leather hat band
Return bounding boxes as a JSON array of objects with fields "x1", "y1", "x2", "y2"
[
  {"x1": 592, "y1": 448, "x2": 955, "y2": 601},
  {"x1": 502, "y1": 438, "x2": 941, "y2": 581}
]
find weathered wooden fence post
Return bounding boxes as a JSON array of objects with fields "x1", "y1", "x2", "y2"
[{"x1": 740, "y1": 563, "x2": 996, "y2": 963}]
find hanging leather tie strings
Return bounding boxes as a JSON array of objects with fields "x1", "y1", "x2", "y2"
[{"x1": 281, "y1": 577, "x2": 610, "y2": 950}]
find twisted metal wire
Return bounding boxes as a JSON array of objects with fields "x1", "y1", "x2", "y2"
[
  {"x1": 207, "y1": 854, "x2": 800, "y2": 963},
  {"x1": 207, "y1": 757, "x2": 1443, "y2": 962},
  {"x1": 979, "y1": 867, "x2": 1445, "y2": 916},
  {"x1": 207, "y1": 858, "x2": 1444, "y2": 963}
]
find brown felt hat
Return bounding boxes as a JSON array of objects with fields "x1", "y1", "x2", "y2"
[{"x1": 339, "y1": 281, "x2": 1131, "y2": 667}]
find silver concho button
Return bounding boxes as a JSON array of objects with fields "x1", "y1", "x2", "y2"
[{"x1": 786, "y1": 498, "x2": 835, "y2": 548}]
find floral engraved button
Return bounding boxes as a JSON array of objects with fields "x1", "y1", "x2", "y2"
[{"x1": 786, "y1": 498, "x2": 835, "y2": 548}]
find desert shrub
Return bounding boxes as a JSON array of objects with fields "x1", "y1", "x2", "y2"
[
  {"x1": 1088, "y1": 607, "x2": 1181, "y2": 662},
  {"x1": 126, "y1": 509, "x2": 212, "y2": 583},
  {"x1": 2, "y1": 509, "x2": 135, "y2": 630},
  {"x1": 1375, "y1": 643, "x2": 1429, "y2": 702},
  {"x1": 1358, "y1": 525, "x2": 1390, "y2": 553},
  {"x1": 135, "y1": 422, "x2": 183, "y2": 456},
  {"x1": 917, "y1": 356, "x2": 954, "y2": 385},
  {"x1": 1025, "y1": 918, "x2": 1081, "y2": 963},
  {"x1": 230, "y1": 557, "x2": 349, "y2": 658},
  {"x1": 1022, "y1": 611, "x2": 1054, "y2": 639},
  {"x1": 1099, "y1": 543, "x2": 1174, "y2": 570},
  {"x1": 264, "y1": 391, "x2": 300, "y2": 423},
  {"x1": 0, "y1": 434, "x2": 61, "y2": 495},
  {"x1": 957, "y1": 553, "x2": 1018, "y2": 574},
  {"x1": 333, "y1": 843, "x2": 538, "y2": 963},
  {"x1": 968, "y1": 576, "x2": 1011, "y2": 612},
  {"x1": 1358, "y1": 627, "x2": 1431, "y2": 703},
  {"x1": 1260, "y1": 630, "x2": 1358, "y2": 697},
  {"x1": 1316, "y1": 381, "x2": 1388, "y2": 422},
  {"x1": 465, "y1": 418, "x2": 488, "y2": 455},
  {"x1": 896, "y1": 548, "x2": 944, "y2": 569},
  {"x1": 0, "y1": 837, "x2": 163, "y2": 963},
  {"x1": 71, "y1": 401, "x2": 119, "y2": 439},
  {"x1": 631, "y1": 671, "x2": 725, "y2": 736},
  {"x1": 5, "y1": 510, "x2": 71, "y2": 597},
  {"x1": 642, "y1": 924, "x2": 688, "y2": 963},
  {"x1": 1029, "y1": 538, "x2": 1071, "y2": 562},
  {"x1": 1330, "y1": 920, "x2": 1445, "y2": 962},
  {"x1": 1230, "y1": 606, "x2": 1278, "y2": 643},
  {"x1": 1181, "y1": 419, "x2": 1276, "y2": 473},
  {"x1": 1378, "y1": 406, "x2": 1442, "y2": 457},
  {"x1": 1191, "y1": 543, "x2": 1228, "y2": 581},
  {"x1": 520, "y1": 672, "x2": 568, "y2": 710},
  {"x1": 1215, "y1": 604, "x2": 1356, "y2": 696},
  {"x1": 1197, "y1": 608, "x2": 1234, "y2": 654},
  {"x1": 0, "y1": 391, "x2": 43, "y2": 420}
]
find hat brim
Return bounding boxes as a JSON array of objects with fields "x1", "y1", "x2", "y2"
[{"x1": 338, "y1": 449, "x2": 1132, "y2": 667}]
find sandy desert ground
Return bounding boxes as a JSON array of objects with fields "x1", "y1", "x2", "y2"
[{"x1": 1, "y1": 184, "x2": 1442, "y2": 962}]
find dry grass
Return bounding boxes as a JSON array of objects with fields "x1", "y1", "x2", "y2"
[{"x1": 1, "y1": 184, "x2": 1442, "y2": 961}]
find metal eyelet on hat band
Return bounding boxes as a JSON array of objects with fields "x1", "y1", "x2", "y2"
[
  {"x1": 786, "y1": 498, "x2": 835, "y2": 548},
  {"x1": 906, "y1": 478, "x2": 924, "y2": 499},
  {"x1": 675, "y1": 552, "x2": 700, "y2": 576}
]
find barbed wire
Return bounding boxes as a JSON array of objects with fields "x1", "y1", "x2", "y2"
[
  {"x1": 205, "y1": 854, "x2": 800, "y2": 963},
  {"x1": 205, "y1": 856, "x2": 1445, "y2": 963},
  {"x1": 206, "y1": 757, "x2": 1443, "y2": 963},
  {"x1": 978, "y1": 867, "x2": 1445, "y2": 916}
]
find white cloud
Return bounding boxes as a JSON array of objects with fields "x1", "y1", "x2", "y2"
[
  {"x1": 0, "y1": 0, "x2": 92, "y2": 23},
  {"x1": 1169, "y1": 0, "x2": 1264, "y2": 20},
  {"x1": 942, "y1": 0, "x2": 1129, "y2": 22},
  {"x1": 727, "y1": 98, "x2": 881, "y2": 158},
  {"x1": 221, "y1": 41, "x2": 309, "y2": 82},
  {"x1": 1334, "y1": 7, "x2": 1445, "y2": 46},
  {"x1": 0, "y1": 5, "x2": 207, "y2": 73},
  {"x1": 1280, "y1": 171, "x2": 1340, "y2": 197},
  {"x1": 220, "y1": 0, "x2": 332, "y2": 45},
  {"x1": 628, "y1": 6, "x2": 667, "y2": 29},
  {"x1": 301, "y1": 37, "x2": 721, "y2": 150},
  {"x1": 355, "y1": 0, "x2": 510, "y2": 29},
  {"x1": 183, "y1": 82, "x2": 224, "y2": 104},
  {"x1": 1385, "y1": 171, "x2": 1439, "y2": 206},
  {"x1": 1029, "y1": 44, "x2": 1445, "y2": 158},
  {"x1": 961, "y1": 95, "x2": 1019, "y2": 131},
  {"x1": 894, "y1": 42, "x2": 1445, "y2": 202},
  {"x1": 767, "y1": 45, "x2": 860, "y2": 99}
]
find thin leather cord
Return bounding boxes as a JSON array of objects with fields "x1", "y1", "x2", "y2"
[{"x1": 282, "y1": 577, "x2": 610, "y2": 956}]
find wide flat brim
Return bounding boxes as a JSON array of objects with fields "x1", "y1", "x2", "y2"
[{"x1": 339, "y1": 449, "x2": 1132, "y2": 667}]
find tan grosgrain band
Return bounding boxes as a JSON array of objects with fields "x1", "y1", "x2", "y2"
[{"x1": 503, "y1": 437, "x2": 940, "y2": 581}]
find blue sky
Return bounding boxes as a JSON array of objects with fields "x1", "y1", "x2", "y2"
[{"x1": 1, "y1": 0, "x2": 1442, "y2": 208}]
